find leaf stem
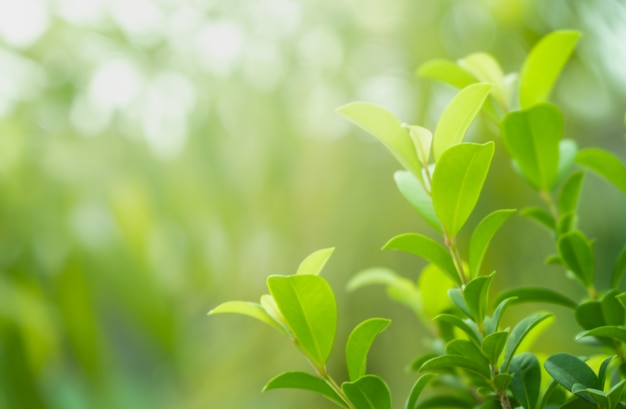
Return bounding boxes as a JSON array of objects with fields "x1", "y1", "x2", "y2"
[
  {"x1": 446, "y1": 235, "x2": 468, "y2": 286},
  {"x1": 539, "y1": 190, "x2": 559, "y2": 222},
  {"x1": 317, "y1": 366, "x2": 356, "y2": 409}
]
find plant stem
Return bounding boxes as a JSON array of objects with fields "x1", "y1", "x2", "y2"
[
  {"x1": 497, "y1": 390, "x2": 513, "y2": 409},
  {"x1": 540, "y1": 190, "x2": 559, "y2": 221},
  {"x1": 318, "y1": 367, "x2": 356, "y2": 409},
  {"x1": 446, "y1": 235, "x2": 468, "y2": 286}
]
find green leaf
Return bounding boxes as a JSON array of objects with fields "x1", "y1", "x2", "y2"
[
  {"x1": 558, "y1": 230, "x2": 595, "y2": 288},
  {"x1": 346, "y1": 268, "x2": 421, "y2": 316},
  {"x1": 415, "y1": 396, "x2": 474, "y2": 409},
  {"x1": 420, "y1": 354, "x2": 491, "y2": 379},
  {"x1": 486, "y1": 296, "x2": 517, "y2": 334},
  {"x1": 463, "y1": 273, "x2": 495, "y2": 323},
  {"x1": 404, "y1": 374, "x2": 436, "y2": 409},
  {"x1": 405, "y1": 125, "x2": 432, "y2": 165},
  {"x1": 417, "y1": 59, "x2": 477, "y2": 89},
  {"x1": 481, "y1": 331, "x2": 508, "y2": 366},
  {"x1": 449, "y1": 288, "x2": 473, "y2": 319},
  {"x1": 384, "y1": 233, "x2": 460, "y2": 285},
  {"x1": 577, "y1": 326, "x2": 626, "y2": 344},
  {"x1": 558, "y1": 171, "x2": 584, "y2": 215},
  {"x1": 571, "y1": 384, "x2": 607, "y2": 407},
  {"x1": 575, "y1": 300, "x2": 605, "y2": 330},
  {"x1": 342, "y1": 375, "x2": 392, "y2": 409},
  {"x1": 576, "y1": 148, "x2": 626, "y2": 195},
  {"x1": 494, "y1": 287, "x2": 577, "y2": 309},
  {"x1": 433, "y1": 83, "x2": 493, "y2": 161},
  {"x1": 559, "y1": 397, "x2": 598, "y2": 409},
  {"x1": 445, "y1": 339, "x2": 490, "y2": 369},
  {"x1": 296, "y1": 248, "x2": 335, "y2": 276},
  {"x1": 598, "y1": 356, "x2": 615, "y2": 390},
  {"x1": 469, "y1": 209, "x2": 516, "y2": 278},
  {"x1": 434, "y1": 314, "x2": 481, "y2": 345},
  {"x1": 520, "y1": 207, "x2": 556, "y2": 232},
  {"x1": 208, "y1": 301, "x2": 286, "y2": 334},
  {"x1": 458, "y1": 53, "x2": 506, "y2": 105},
  {"x1": 519, "y1": 30, "x2": 581, "y2": 108},
  {"x1": 494, "y1": 373, "x2": 513, "y2": 391},
  {"x1": 263, "y1": 371, "x2": 347, "y2": 408},
  {"x1": 544, "y1": 353, "x2": 599, "y2": 391},
  {"x1": 431, "y1": 142, "x2": 495, "y2": 237},
  {"x1": 510, "y1": 353, "x2": 541, "y2": 409},
  {"x1": 419, "y1": 264, "x2": 456, "y2": 319},
  {"x1": 337, "y1": 102, "x2": 423, "y2": 180},
  {"x1": 346, "y1": 318, "x2": 391, "y2": 381},
  {"x1": 394, "y1": 171, "x2": 441, "y2": 232},
  {"x1": 558, "y1": 212, "x2": 577, "y2": 234},
  {"x1": 601, "y1": 289, "x2": 625, "y2": 326},
  {"x1": 556, "y1": 140, "x2": 579, "y2": 187},
  {"x1": 267, "y1": 275, "x2": 337, "y2": 365},
  {"x1": 501, "y1": 103, "x2": 562, "y2": 190},
  {"x1": 611, "y1": 246, "x2": 626, "y2": 289},
  {"x1": 502, "y1": 313, "x2": 553, "y2": 371},
  {"x1": 608, "y1": 379, "x2": 626, "y2": 409}
]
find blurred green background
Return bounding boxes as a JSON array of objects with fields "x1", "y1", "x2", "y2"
[{"x1": 1, "y1": 0, "x2": 626, "y2": 408}]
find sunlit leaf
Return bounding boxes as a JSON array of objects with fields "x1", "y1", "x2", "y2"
[
  {"x1": 405, "y1": 125, "x2": 432, "y2": 165},
  {"x1": 458, "y1": 52, "x2": 506, "y2": 106},
  {"x1": 296, "y1": 248, "x2": 335, "y2": 276},
  {"x1": 431, "y1": 142, "x2": 495, "y2": 237},
  {"x1": 433, "y1": 83, "x2": 493, "y2": 160},
  {"x1": 469, "y1": 209, "x2": 515, "y2": 278},
  {"x1": 263, "y1": 371, "x2": 347, "y2": 408},
  {"x1": 346, "y1": 268, "x2": 421, "y2": 316},
  {"x1": 418, "y1": 264, "x2": 455, "y2": 319},
  {"x1": 519, "y1": 30, "x2": 581, "y2": 108},
  {"x1": 208, "y1": 301, "x2": 286, "y2": 334},
  {"x1": 420, "y1": 354, "x2": 491, "y2": 379},
  {"x1": 576, "y1": 148, "x2": 626, "y2": 195},
  {"x1": 544, "y1": 353, "x2": 599, "y2": 391},
  {"x1": 556, "y1": 139, "x2": 579, "y2": 186},
  {"x1": 417, "y1": 59, "x2": 477, "y2": 89},
  {"x1": 557, "y1": 230, "x2": 595, "y2": 288},
  {"x1": 394, "y1": 171, "x2": 441, "y2": 232},
  {"x1": 510, "y1": 353, "x2": 541, "y2": 409},
  {"x1": 494, "y1": 287, "x2": 577, "y2": 309},
  {"x1": 342, "y1": 375, "x2": 392, "y2": 409},
  {"x1": 501, "y1": 313, "x2": 553, "y2": 371},
  {"x1": 267, "y1": 275, "x2": 337, "y2": 365},
  {"x1": 520, "y1": 207, "x2": 556, "y2": 232},
  {"x1": 611, "y1": 245, "x2": 626, "y2": 289},
  {"x1": 598, "y1": 356, "x2": 615, "y2": 391},
  {"x1": 346, "y1": 318, "x2": 391, "y2": 381},
  {"x1": 404, "y1": 373, "x2": 436, "y2": 409},
  {"x1": 558, "y1": 171, "x2": 584, "y2": 215}
]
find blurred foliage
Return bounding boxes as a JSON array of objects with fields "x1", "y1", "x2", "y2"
[{"x1": 0, "y1": 0, "x2": 625, "y2": 408}]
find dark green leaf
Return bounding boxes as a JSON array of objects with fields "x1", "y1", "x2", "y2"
[
  {"x1": 417, "y1": 59, "x2": 477, "y2": 89},
  {"x1": 571, "y1": 384, "x2": 606, "y2": 407},
  {"x1": 601, "y1": 289, "x2": 625, "y2": 326},
  {"x1": 558, "y1": 396, "x2": 597, "y2": 409},
  {"x1": 521, "y1": 207, "x2": 556, "y2": 232},
  {"x1": 415, "y1": 396, "x2": 474, "y2": 409},
  {"x1": 481, "y1": 331, "x2": 508, "y2": 365},
  {"x1": 463, "y1": 273, "x2": 495, "y2": 323},
  {"x1": 469, "y1": 209, "x2": 516, "y2": 278},
  {"x1": 449, "y1": 288, "x2": 473, "y2": 319},
  {"x1": 558, "y1": 230, "x2": 595, "y2": 288},
  {"x1": 431, "y1": 142, "x2": 495, "y2": 237},
  {"x1": 394, "y1": 171, "x2": 442, "y2": 232},
  {"x1": 342, "y1": 375, "x2": 392, "y2": 409},
  {"x1": 577, "y1": 326, "x2": 626, "y2": 344},
  {"x1": 486, "y1": 296, "x2": 517, "y2": 334},
  {"x1": 510, "y1": 353, "x2": 541, "y2": 409},
  {"x1": 502, "y1": 313, "x2": 553, "y2": 371},
  {"x1": 267, "y1": 275, "x2": 337, "y2": 365},
  {"x1": 494, "y1": 287, "x2": 577, "y2": 309},
  {"x1": 558, "y1": 171, "x2": 584, "y2": 215},
  {"x1": 576, "y1": 148, "x2": 626, "y2": 195},
  {"x1": 346, "y1": 318, "x2": 391, "y2": 381},
  {"x1": 296, "y1": 248, "x2": 335, "y2": 276},
  {"x1": 420, "y1": 354, "x2": 491, "y2": 379},
  {"x1": 494, "y1": 373, "x2": 513, "y2": 391},
  {"x1": 404, "y1": 374, "x2": 436, "y2": 409},
  {"x1": 384, "y1": 233, "x2": 460, "y2": 285},
  {"x1": 575, "y1": 300, "x2": 606, "y2": 330},
  {"x1": 264, "y1": 371, "x2": 347, "y2": 408},
  {"x1": 598, "y1": 356, "x2": 615, "y2": 390},
  {"x1": 544, "y1": 353, "x2": 599, "y2": 391},
  {"x1": 607, "y1": 379, "x2": 626, "y2": 409},
  {"x1": 611, "y1": 245, "x2": 626, "y2": 289},
  {"x1": 410, "y1": 354, "x2": 440, "y2": 372}
]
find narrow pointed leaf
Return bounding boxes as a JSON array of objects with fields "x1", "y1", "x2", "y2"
[
  {"x1": 481, "y1": 331, "x2": 508, "y2": 365},
  {"x1": 337, "y1": 102, "x2": 423, "y2": 180},
  {"x1": 394, "y1": 171, "x2": 441, "y2": 232},
  {"x1": 598, "y1": 356, "x2": 615, "y2": 390},
  {"x1": 449, "y1": 288, "x2": 473, "y2": 318},
  {"x1": 418, "y1": 264, "x2": 456, "y2": 318},
  {"x1": 558, "y1": 230, "x2": 595, "y2": 287},
  {"x1": 296, "y1": 248, "x2": 335, "y2": 276},
  {"x1": 420, "y1": 354, "x2": 491, "y2": 379},
  {"x1": 502, "y1": 313, "x2": 553, "y2": 371},
  {"x1": 494, "y1": 287, "x2": 577, "y2": 309},
  {"x1": 433, "y1": 83, "x2": 493, "y2": 160},
  {"x1": 510, "y1": 353, "x2": 541, "y2": 409},
  {"x1": 405, "y1": 125, "x2": 432, "y2": 165},
  {"x1": 346, "y1": 318, "x2": 391, "y2": 381},
  {"x1": 415, "y1": 396, "x2": 474, "y2": 409},
  {"x1": 575, "y1": 300, "x2": 605, "y2": 330},
  {"x1": 486, "y1": 296, "x2": 517, "y2": 334},
  {"x1": 417, "y1": 59, "x2": 477, "y2": 89},
  {"x1": 458, "y1": 53, "x2": 506, "y2": 105},
  {"x1": 571, "y1": 385, "x2": 607, "y2": 407},
  {"x1": 577, "y1": 326, "x2": 626, "y2": 344},
  {"x1": 519, "y1": 30, "x2": 581, "y2": 108},
  {"x1": 267, "y1": 275, "x2": 337, "y2": 365},
  {"x1": 342, "y1": 375, "x2": 392, "y2": 409},
  {"x1": 544, "y1": 353, "x2": 599, "y2": 391},
  {"x1": 431, "y1": 142, "x2": 495, "y2": 237},
  {"x1": 463, "y1": 273, "x2": 495, "y2": 323},
  {"x1": 446, "y1": 339, "x2": 490, "y2": 369},
  {"x1": 558, "y1": 172, "x2": 584, "y2": 215},
  {"x1": 434, "y1": 314, "x2": 481, "y2": 345},
  {"x1": 469, "y1": 209, "x2": 516, "y2": 278},
  {"x1": 208, "y1": 301, "x2": 285, "y2": 333},
  {"x1": 611, "y1": 245, "x2": 626, "y2": 289},
  {"x1": 577, "y1": 148, "x2": 626, "y2": 195},
  {"x1": 556, "y1": 140, "x2": 579, "y2": 187},
  {"x1": 520, "y1": 207, "x2": 556, "y2": 231},
  {"x1": 608, "y1": 379, "x2": 626, "y2": 409},
  {"x1": 384, "y1": 233, "x2": 460, "y2": 285},
  {"x1": 405, "y1": 374, "x2": 436, "y2": 409},
  {"x1": 501, "y1": 103, "x2": 562, "y2": 190},
  {"x1": 263, "y1": 371, "x2": 347, "y2": 408}
]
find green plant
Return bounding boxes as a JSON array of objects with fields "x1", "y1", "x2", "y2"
[{"x1": 209, "y1": 30, "x2": 626, "y2": 409}]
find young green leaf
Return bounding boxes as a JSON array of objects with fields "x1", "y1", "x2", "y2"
[
  {"x1": 500, "y1": 103, "x2": 562, "y2": 190},
  {"x1": 263, "y1": 371, "x2": 347, "y2": 408},
  {"x1": 481, "y1": 331, "x2": 508, "y2": 365},
  {"x1": 394, "y1": 171, "x2": 441, "y2": 232},
  {"x1": 346, "y1": 318, "x2": 391, "y2": 381},
  {"x1": 571, "y1": 384, "x2": 607, "y2": 407},
  {"x1": 485, "y1": 296, "x2": 517, "y2": 334},
  {"x1": 575, "y1": 300, "x2": 605, "y2": 330},
  {"x1": 405, "y1": 125, "x2": 432, "y2": 165},
  {"x1": 598, "y1": 356, "x2": 615, "y2": 390},
  {"x1": 601, "y1": 289, "x2": 625, "y2": 326},
  {"x1": 494, "y1": 287, "x2": 577, "y2": 309},
  {"x1": 383, "y1": 233, "x2": 460, "y2": 285},
  {"x1": 555, "y1": 140, "x2": 579, "y2": 187},
  {"x1": 576, "y1": 148, "x2": 626, "y2": 195},
  {"x1": 445, "y1": 339, "x2": 490, "y2": 370},
  {"x1": 501, "y1": 313, "x2": 553, "y2": 371},
  {"x1": 208, "y1": 301, "x2": 287, "y2": 334},
  {"x1": 296, "y1": 248, "x2": 335, "y2": 276},
  {"x1": 418, "y1": 264, "x2": 456, "y2": 319},
  {"x1": 416, "y1": 59, "x2": 477, "y2": 89},
  {"x1": 463, "y1": 273, "x2": 495, "y2": 323},
  {"x1": 510, "y1": 353, "x2": 541, "y2": 409},
  {"x1": 433, "y1": 83, "x2": 493, "y2": 161},
  {"x1": 544, "y1": 353, "x2": 599, "y2": 391},
  {"x1": 431, "y1": 142, "x2": 495, "y2": 237},
  {"x1": 520, "y1": 207, "x2": 556, "y2": 232},
  {"x1": 414, "y1": 396, "x2": 475, "y2": 409},
  {"x1": 611, "y1": 245, "x2": 626, "y2": 289},
  {"x1": 576, "y1": 326, "x2": 626, "y2": 344},
  {"x1": 342, "y1": 375, "x2": 392, "y2": 409},
  {"x1": 607, "y1": 379, "x2": 626, "y2": 409},
  {"x1": 469, "y1": 209, "x2": 516, "y2": 278},
  {"x1": 434, "y1": 314, "x2": 481, "y2": 345},
  {"x1": 404, "y1": 373, "x2": 436, "y2": 409},
  {"x1": 267, "y1": 275, "x2": 337, "y2": 366},
  {"x1": 336, "y1": 102, "x2": 423, "y2": 181},
  {"x1": 419, "y1": 354, "x2": 491, "y2": 379},
  {"x1": 519, "y1": 30, "x2": 581, "y2": 108},
  {"x1": 557, "y1": 230, "x2": 595, "y2": 288},
  {"x1": 558, "y1": 171, "x2": 584, "y2": 215}
]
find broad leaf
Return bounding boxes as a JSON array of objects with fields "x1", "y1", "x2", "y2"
[
  {"x1": 405, "y1": 374, "x2": 436, "y2": 409},
  {"x1": 267, "y1": 275, "x2": 337, "y2": 365},
  {"x1": 502, "y1": 313, "x2": 553, "y2": 371},
  {"x1": 501, "y1": 103, "x2": 562, "y2": 190},
  {"x1": 519, "y1": 30, "x2": 581, "y2": 108},
  {"x1": 481, "y1": 331, "x2": 508, "y2": 365},
  {"x1": 208, "y1": 301, "x2": 286, "y2": 334},
  {"x1": 463, "y1": 273, "x2": 495, "y2": 323},
  {"x1": 558, "y1": 230, "x2": 594, "y2": 288},
  {"x1": 346, "y1": 318, "x2": 391, "y2": 381},
  {"x1": 520, "y1": 207, "x2": 556, "y2": 232},
  {"x1": 558, "y1": 172, "x2": 584, "y2": 215},
  {"x1": 431, "y1": 142, "x2": 495, "y2": 237},
  {"x1": 384, "y1": 233, "x2": 460, "y2": 285},
  {"x1": 420, "y1": 354, "x2": 491, "y2": 379},
  {"x1": 544, "y1": 353, "x2": 599, "y2": 391},
  {"x1": 394, "y1": 171, "x2": 441, "y2": 232},
  {"x1": 559, "y1": 397, "x2": 598, "y2": 409},
  {"x1": 575, "y1": 300, "x2": 605, "y2": 330},
  {"x1": 417, "y1": 59, "x2": 477, "y2": 89},
  {"x1": 445, "y1": 339, "x2": 490, "y2": 370},
  {"x1": 571, "y1": 384, "x2": 607, "y2": 407},
  {"x1": 601, "y1": 289, "x2": 625, "y2": 326},
  {"x1": 337, "y1": 102, "x2": 423, "y2": 180},
  {"x1": 469, "y1": 209, "x2": 516, "y2": 278},
  {"x1": 611, "y1": 245, "x2": 626, "y2": 289},
  {"x1": 458, "y1": 53, "x2": 506, "y2": 106},
  {"x1": 263, "y1": 371, "x2": 347, "y2": 408},
  {"x1": 342, "y1": 375, "x2": 392, "y2": 409},
  {"x1": 296, "y1": 248, "x2": 335, "y2": 275},
  {"x1": 494, "y1": 287, "x2": 577, "y2": 309},
  {"x1": 577, "y1": 326, "x2": 626, "y2": 344},
  {"x1": 433, "y1": 83, "x2": 493, "y2": 160},
  {"x1": 577, "y1": 148, "x2": 626, "y2": 195},
  {"x1": 510, "y1": 353, "x2": 541, "y2": 409},
  {"x1": 415, "y1": 396, "x2": 474, "y2": 409}
]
